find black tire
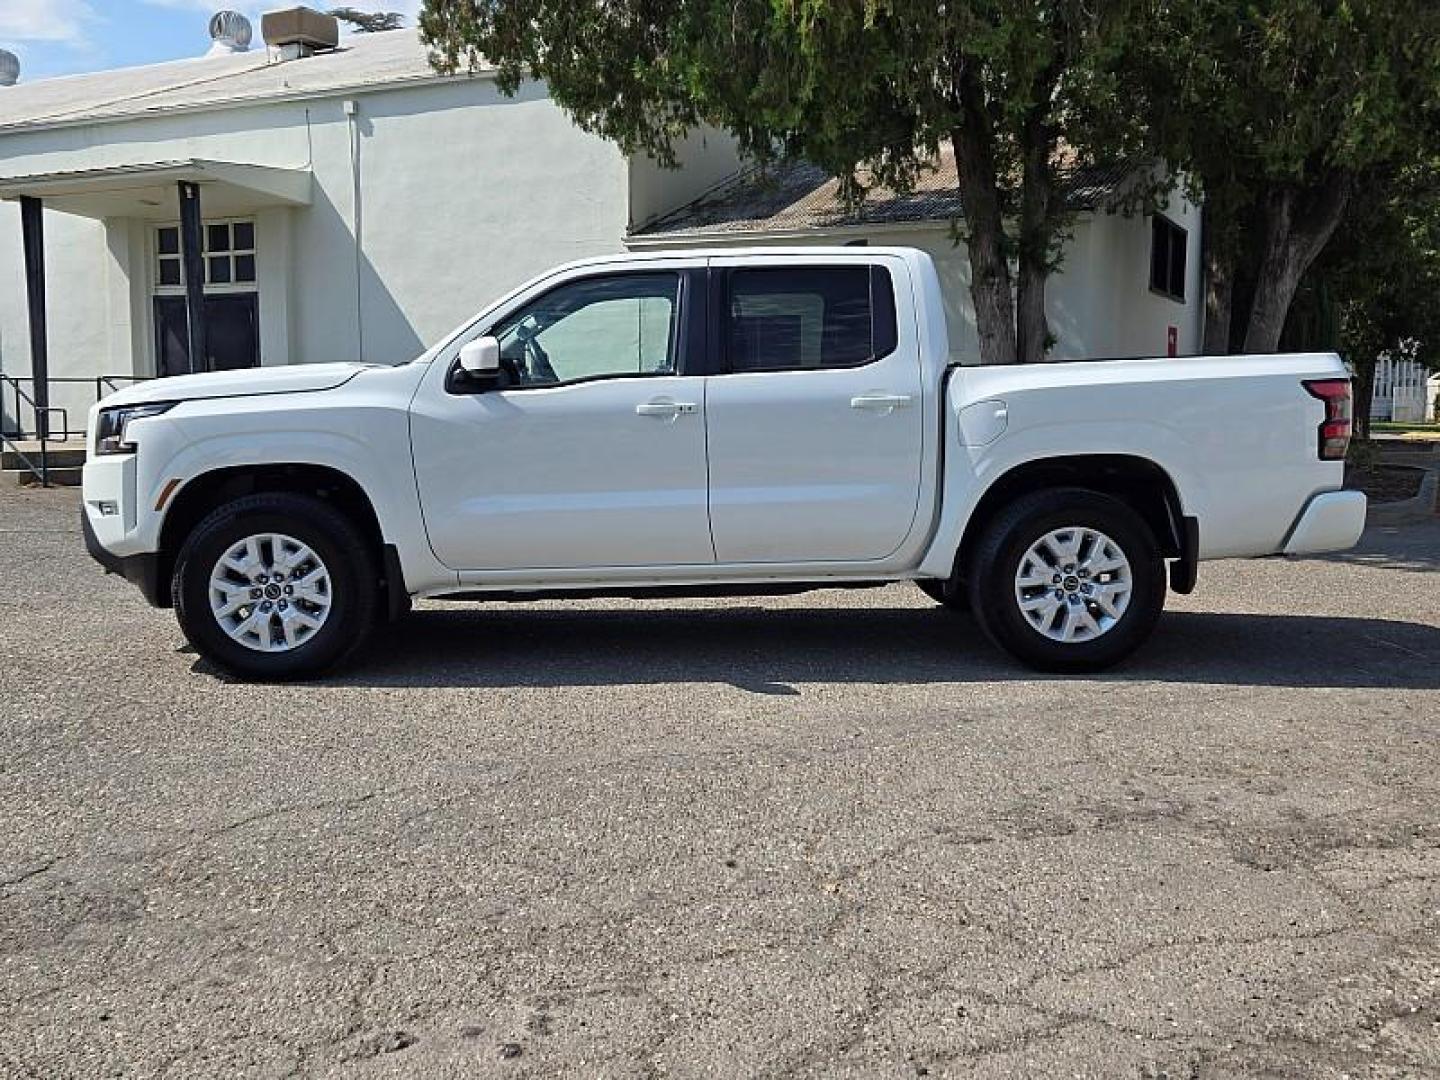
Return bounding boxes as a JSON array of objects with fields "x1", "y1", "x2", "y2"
[
  {"x1": 967, "y1": 487, "x2": 1165, "y2": 673},
  {"x1": 172, "y1": 492, "x2": 379, "y2": 680},
  {"x1": 916, "y1": 578, "x2": 968, "y2": 613}
]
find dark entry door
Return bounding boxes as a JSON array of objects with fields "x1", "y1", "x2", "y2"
[{"x1": 155, "y1": 294, "x2": 259, "y2": 376}]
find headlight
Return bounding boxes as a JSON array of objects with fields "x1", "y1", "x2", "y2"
[{"x1": 94, "y1": 402, "x2": 178, "y2": 456}]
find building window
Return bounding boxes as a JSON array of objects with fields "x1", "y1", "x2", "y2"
[
  {"x1": 1150, "y1": 216, "x2": 1187, "y2": 302},
  {"x1": 156, "y1": 220, "x2": 256, "y2": 290}
]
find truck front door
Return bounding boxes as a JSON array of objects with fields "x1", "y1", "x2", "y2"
[{"x1": 410, "y1": 268, "x2": 714, "y2": 572}]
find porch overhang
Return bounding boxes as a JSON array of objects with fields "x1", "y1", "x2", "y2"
[{"x1": 0, "y1": 158, "x2": 311, "y2": 219}]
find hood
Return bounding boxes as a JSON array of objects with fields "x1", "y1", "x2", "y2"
[{"x1": 99, "y1": 363, "x2": 374, "y2": 409}]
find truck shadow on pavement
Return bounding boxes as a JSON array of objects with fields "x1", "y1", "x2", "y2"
[
  {"x1": 278, "y1": 605, "x2": 1440, "y2": 691},
  {"x1": 1314, "y1": 517, "x2": 1440, "y2": 574}
]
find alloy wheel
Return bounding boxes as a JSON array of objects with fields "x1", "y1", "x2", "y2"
[
  {"x1": 208, "y1": 533, "x2": 333, "y2": 653},
  {"x1": 1013, "y1": 526, "x2": 1133, "y2": 643}
]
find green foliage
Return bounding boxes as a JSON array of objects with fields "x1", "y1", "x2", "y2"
[
  {"x1": 1335, "y1": 162, "x2": 1440, "y2": 406},
  {"x1": 1281, "y1": 157, "x2": 1440, "y2": 433},
  {"x1": 1133, "y1": 0, "x2": 1440, "y2": 350},
  {"x1": 422, "y1": 1, "x2": 1135, "y2": 181},
  {"x1": 1141, "y1": 3, "x2": 1437, "y2": 194},
  {"x1": 328, "y1": 7, "x2": 404, "y2": 33},
  {"x1": 420, "y1": 0, "x2": 1150, "y2": 362},
  {"x1": 419, "y1": 0, "x2": 1440, "y2": 362}
]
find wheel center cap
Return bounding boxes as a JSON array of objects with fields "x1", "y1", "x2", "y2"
[
  {"x1": 264, "y1": 583, "x2": 282, "y2": 600},
  {"x1": 1063, "y1": 575, "x2": 1080, "y2": 593}
]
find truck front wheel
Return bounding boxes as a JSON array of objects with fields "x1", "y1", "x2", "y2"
[
  {"x1": 967, "y1": 488, "x2": 1165, "y2": 672},
  {"x1": 171, "y1": 492, "x2": 378, "y2": 680}
]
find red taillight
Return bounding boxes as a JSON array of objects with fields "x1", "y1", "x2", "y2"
[{"x1": 1303, "y1": 378, "x2": 1352, "y2": 461}]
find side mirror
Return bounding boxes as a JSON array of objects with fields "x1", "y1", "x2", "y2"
[{"x1": 458, "y1": 336, "x2": 502, "y2": 377}]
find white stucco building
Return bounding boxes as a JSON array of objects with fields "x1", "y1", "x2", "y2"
[{"x1": 0, "y1": 17, "x2": 1202, "y2": 436}]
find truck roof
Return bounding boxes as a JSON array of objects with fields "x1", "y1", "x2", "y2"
[{"x1": 544, "y1": 245, "x2": 932, "y2": 274}]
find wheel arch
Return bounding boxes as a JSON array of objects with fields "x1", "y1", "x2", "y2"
[
  {"x1": 952, "y1": 454, "x2": 1193, "y2": 592},
  {"x1": 156, "y1": 463, "x2": 407, "y2": 617}
]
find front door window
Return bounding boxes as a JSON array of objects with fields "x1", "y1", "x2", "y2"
[{"x1": 491, "y1": 273, "x2": 680, "y2": 387}]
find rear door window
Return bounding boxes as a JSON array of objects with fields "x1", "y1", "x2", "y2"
[{"x1": 724, "y1": 266, "x2": 897, "y2": 372}]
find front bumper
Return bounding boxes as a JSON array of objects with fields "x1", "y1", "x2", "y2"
[
  {"x1": 1282, "y1": 490, "x2": 1367, "y2": 555},
  {"x1": 82, "y1": 508, "x2": 168, "y2": 607}
]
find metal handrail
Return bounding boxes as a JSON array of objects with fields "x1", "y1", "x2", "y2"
[
  {"x1": 1, "y1": 374, "x2": 151, "y2": 438},
  {"x1": 0, "y1": 432, "x2": 55, "y2": 486},
  {"x1": 0, "y1": 372, "x2": 153, "y2": 487},
  {"x1": 0, "y1": 375, "x2": 68, "y2": 440},
  {"x1": 0, "y1": 376, "x2": 67, "y2": 487}
]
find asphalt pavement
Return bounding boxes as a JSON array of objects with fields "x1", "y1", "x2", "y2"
[{"x1": 1, "y1": 485, "x2": 1437, "y2": 1078}]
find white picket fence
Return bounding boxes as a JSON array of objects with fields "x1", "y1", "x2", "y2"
[{"x1": 1371, "y1": 355, "x2": 1436, "y2": 422}]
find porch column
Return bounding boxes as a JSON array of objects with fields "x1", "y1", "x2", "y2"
[
  {"x1": 178, "y1": 180, "x2": 206, "y2": 373},
  {"x1": 19, "y1": 195, "x2": 48, "y2": 437}
]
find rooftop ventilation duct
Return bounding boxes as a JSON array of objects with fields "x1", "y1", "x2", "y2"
[
  {"x1": 0, "y1": 49, "x2": 18, "y2": 87},
  {"x1": 261, "y1": 7, "x2": 340, "y2": 61},
  {"x1": 206, "y1": 11, "x2": 253, "y2": 56}
]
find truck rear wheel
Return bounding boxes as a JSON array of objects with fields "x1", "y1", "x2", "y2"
[
  {"x1": 172, "y1": 492, "x2": 378, "y2": 680},
  {"x1": 967, "y1": 488, "x2": 1165, "y2": 672}
]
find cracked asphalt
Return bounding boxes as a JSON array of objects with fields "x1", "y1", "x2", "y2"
[{"x1": 1, "y1": 484, "x2": 1438, "y2": 1078}]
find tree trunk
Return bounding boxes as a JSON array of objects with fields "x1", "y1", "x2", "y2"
[
  {"x1": 1202, "y1": 242, "x2": 1235, "y2": 355},
  {"x1": 1015, "y1": 110, "x2": 1053, "y2": 365},
  {"x1": 1243, "y1": 174, "x2": 1352, "y2": 353},
  {"x1": 1351, "y1": 355, "x2": 1375, "y2": 442},
  {"x1": 951, "y1": 65, "x2": 1016, "y2": 366},
  {"x1": 1015, "y1": 256, "x2": 1048, "y2": 365}
]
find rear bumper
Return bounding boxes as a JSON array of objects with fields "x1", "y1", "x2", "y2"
[
  {"x1": 82, "y1": 508, "x2": 168, "y2": 607},
  {"x1": 1282, "y1": 490, "x2": 1367, "y2": 555}
]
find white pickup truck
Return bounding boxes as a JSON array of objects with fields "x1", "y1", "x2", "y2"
[{"x1": 82, "y1": 247, "x2": 1365, "y2": 678}]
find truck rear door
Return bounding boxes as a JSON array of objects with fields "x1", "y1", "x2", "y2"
[{"x1": 703, "y1": 255, "x2": 925, "y2": 563}]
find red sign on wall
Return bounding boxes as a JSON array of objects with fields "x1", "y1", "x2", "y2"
[{"x1": 1167, "y1": 325, "x2": 1179, "y2": 357}]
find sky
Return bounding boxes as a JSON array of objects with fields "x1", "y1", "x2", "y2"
[{"x1": 0, "y1": 0, "x2": 423, "y2": 82}]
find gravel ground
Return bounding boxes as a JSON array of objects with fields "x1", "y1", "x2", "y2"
[{"x1": 1, "y1": 485, "x2": 1438, "y2": 1079}]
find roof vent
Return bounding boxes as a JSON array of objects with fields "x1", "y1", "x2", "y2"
[
  {"x1": 207, "y1": 11, "x2": 253, "y2": 55},
  {"x1": 0, "y1": 49, "x2": 18, "y2": 87},
  {"x1": 261, "y1": 7, "x2": 340, "y2": 60}
]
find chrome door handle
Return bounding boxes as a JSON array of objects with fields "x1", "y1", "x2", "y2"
[
  {"x1": 850, "y1": 393, "x2": 913, "y2": 413},
  {"x1": 636, "y1": 400, "x2": 697, "y2": 419}
]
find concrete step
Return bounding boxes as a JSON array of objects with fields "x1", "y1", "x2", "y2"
[
  {"x1": 6, "y1": 466, "x2": 82, "y2": 487},
  {"x1": 1, "y1": 441, "x2": 86, "y2": 490},
  {"x1": 2, "y1": 439, "x2": 86, "y2": 486},
  {"x1": 1, "y1": 439, "x2": 87, "y2": 471}
]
